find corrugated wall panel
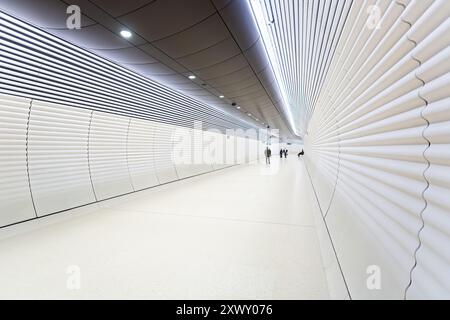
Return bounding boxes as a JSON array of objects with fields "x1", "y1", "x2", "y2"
[
  {"x1": 28, "y1": 101, "x2": 95, "y2": 215},
  {"x1": 205, "y1": 130, "x2": 228, "y2": 171},
  {"x1": 173, "y1": 127, "x2": 214, "y2": 179},
  {"x1": 127, "y1": 118, "x2": 160, "y2": 191},
  {"x1": 153, "y1": 122, "x2": 179, "y2": 184},
  {"x1": 0, "y1": 95, "x2": 35, "y2": 226},
  {"x1": 305, "y1": 0, "x2": 450, "y2": 299},
  {"x1": 407, "y1": 9, "x2": 450, "y2": 296},
  {"x1": 89, "y1": 112, "x2": 134, "y2": 200},
  {"x1": 0, "y1": 13, "x2": 266, "y2": 228},
  {"x1": 0, "y1": 11, "x2": 260, "y2": 132}
]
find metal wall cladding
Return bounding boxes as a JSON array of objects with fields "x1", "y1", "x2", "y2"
[
  {"x1": 0, "y1": 11, "x2": 257, "y2": 132},
  {"x1": 28, "y1": 101, "x2": 96, "y2": 215},
  {"x1": 0, "y1": 95, "x2": 35, "y2": 226},
  {"x1": 0, "y1": 12, "x2": 264, "y2": 228},
  {"x1": 0, "y1": 94, "x2": 263, "y2": 227},
  {"x1": 305, "y1": 0, "x2": 450, "y2": 299},
  {"x1": 127, "y1": 118, "x2": 160, "y2": 191},
  {"x1": 89, "y1": 112, "x2": 134, "y2": 200}
]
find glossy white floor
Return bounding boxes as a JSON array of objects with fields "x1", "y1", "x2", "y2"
[{"x1": 0, "y1": 157, "x2": 329, "y2": 299}]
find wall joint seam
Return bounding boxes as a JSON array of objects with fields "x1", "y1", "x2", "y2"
[
  {"x1": 403, "y1": 31, "x2": 432, "y2": 300},
  {"x1": 25, "y1": 99, "x2": 38, "y2": 218},
  {"x1": 171, "y1": 131, "x2": 180, "y2": 180},
  {"x1": 324, "y1": 118, "x2": 341, "y2": 219},
  {"x1": 304, "y1": 158, "x2": 352, "y2": 300},
  {"x1": 87, "y1": 110, "x2": 98, "y2": 202},
  {"x1": 126, "y1": 118, "x2": 136, "y2": 192}
]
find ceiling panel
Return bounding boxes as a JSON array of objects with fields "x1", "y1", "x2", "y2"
[
  {"x1": 91, "y1": 0, "x2": 155, "y2": 18},
  {"x1": 118, "y1": 0, "x2": 216, "y2": 42},
  {"x1": 244, "y1": 38, "x2": 271, "y2": 74},
  {"x1": 211, "y1": 0, "x2": 233, "y2": 11},
  {"x1": 217, "y1": 0, "x2": 259, "y2": 50},
  {"x1": 194, "y1": 54, "x2": 248, "y2": 79},
  {"x1": 91, "y1": 45, "x2": 157, "y2": 64},
  {"x1": 218, "y1": 74, "x2": 259, "y2": 91},
  {"x1": 221, "y1": 83, "x2": 261, "y2": 96},
  {"x1": 154, "y1": 14, "x2": 229, "y2": 58},
  {"x1": 203, "y1": 66, "x2": 254, "y2": 84},
  {"x1": 134, "y1": 62, "x2": 177, "y2": 76},
  {"x1": 177, "y1": 38, "x2": 241, "y2": 71},
  {"x1": 50, "y1": 24, "x2": 131, "y2": 50}
]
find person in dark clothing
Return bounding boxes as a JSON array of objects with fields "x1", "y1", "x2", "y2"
[
  {"x1": 280, "y1": 149, "x2": 284, "y2": 158},
  {"x1": 264, "y1": 147, "x2": 272, "y2": 164},
  {"x1": 284, "y1": 149, "x2": 288, "y2": 158},
  {"x1": 298, "y1": 149, "x2": 304, "y2": 157}
]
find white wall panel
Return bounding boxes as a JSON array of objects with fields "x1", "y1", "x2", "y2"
[
  {"x1": 153, "y1": 122, "x2": 179, "y2": 184},
  {"x1": 127, "y1": 118, "x2": 159, "y2": 191},
  {"x1": 407, "y1": 31, "x2": 450, "y2": 298},
  {"x1": 0, "y1": 13, "x2": 265, "y2": 228},
  {"x1": 236, "y1": 136, "x2": 247, "y2": 164},
  {"x1": 204, "y1": 130, "x2": 228, "y2": 170},
  {"x1": 225, "y1": 134, "x2": 237, "y2": 166},
  {"x1": 305, "y1": 0, "x2": 450, "y2": 299},
  {"x1": 28, "y1": 101, "x2": 95, "y2": 215},
  {"x1": 192, "y1": 128, "x2": 215, "y2": 174},
  {"x1": 0, "y1": 95, "x2": 35, "y2": 226},
  {"x1": 173, "y1": 127, "x2": 214, "y2": 179},
  {"x1": 89, "y1": 112, "x2": 133, "y2": 200}
]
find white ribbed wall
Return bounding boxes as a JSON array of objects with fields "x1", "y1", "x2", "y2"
[
  {"x1": 0, "y1": 94, "x2": 264, "y2": 228},
  {"x1": 305, "y1": 0, "x2": 450, "y2": 299}
]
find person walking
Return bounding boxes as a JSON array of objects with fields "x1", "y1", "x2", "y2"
[
  {"x1": 265, "y1": 147, "x2": 272, "y2": 164},
  {"x1": 280, "y1": 149, "x2": 284, "y2": 158},
  {"x1": 284, "y1": 149, "x2": 288, "y2": 158}
]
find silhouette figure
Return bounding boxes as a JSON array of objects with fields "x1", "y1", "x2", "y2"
[{"x1": 264, "y1": 147, "x2": 272, "y2": 164}]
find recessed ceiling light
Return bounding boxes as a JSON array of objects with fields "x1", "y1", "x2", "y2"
[
  {"x1": 120, "y1": 30, "x2": 132, "y2": 38},
  {"x1": 188, "y1": 75, "x2": 196, "y2": 80},
  {"x1": 236, "y1": 106, "x2": 241, "y2": 109},
  {"x1": 248, "y1": 113, "x2": 252, "y2": 116},
  {"x1": 219, "y1": 95, "x2": 225, "y2": 99}
]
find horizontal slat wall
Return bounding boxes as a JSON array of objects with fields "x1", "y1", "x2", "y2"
[
  {"x1": 153, "y1": 122, "x2": 179, "y2": 184},
  {"x1": 89, "y1": 112, "x2": 134, "y2": 200},
  {"x1": 172, "y1": 127, "x2": 214, "y2": 179},
  {"x1": 28, "y1": 101, "x2": 95, "y2": 215},
  {"x1": 0, "y1": 11, "x2": 265, "y2": 228},
  {"x1": 204, "y1": 130, "x2": 227, "y2": 171},
  {"x1": 305, "y1": 0, "x2": 450, "y2": 299},
  {"x1": 0, "y1": 94, "x2": 264, "y2": 227},
  {"x1": 0, "y1": 12, "x2": 260, "y2": 133},
  {"x1": 0, "y1": 95, "x2": 35, "y2": 226},
  {"x1": 127, "y1": 118, "x2": 159, "y2": 191}
]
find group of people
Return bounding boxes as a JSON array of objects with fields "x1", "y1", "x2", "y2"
[
  {"x1": 264, "y1": 147, "x2": 305, "y2": 165},
  {"x1": 264, "y1": 147, "x2": 289, "y2": 164},
  {"x1": 279, "y1": 149, "x2": 289, "y2": 159}
]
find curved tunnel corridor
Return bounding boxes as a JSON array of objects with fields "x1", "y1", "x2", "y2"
[{"x1": 0, "y1": 0, "x2": 449, "y2": 301}]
